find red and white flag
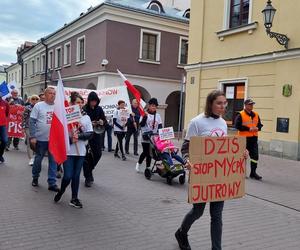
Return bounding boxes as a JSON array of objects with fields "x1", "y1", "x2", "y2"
[
  {"x1": 117, "y1": 69, "x2": 145, "y2": 116},
  {"x1": 49, "y1": 71, "x2": 70, "y2": 164}
]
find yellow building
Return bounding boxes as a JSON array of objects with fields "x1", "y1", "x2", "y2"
[{"x1": 185, "y1": 0, "x2": 300, "y2": 160}]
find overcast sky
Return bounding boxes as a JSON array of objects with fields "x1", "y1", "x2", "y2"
[{"x1": 0, "y1": 0, "x2": 103, "y2": 65}]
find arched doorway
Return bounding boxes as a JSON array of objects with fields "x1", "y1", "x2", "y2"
[
  {"x1": 165, "y1": 91, "x2": 184, "y2": 131},
  {"x1": 127, "y1": 85, "x2": 151, "y2": 103},
  {"x1": 87, "y1": 83, "x2": 96, "y2": 90}
]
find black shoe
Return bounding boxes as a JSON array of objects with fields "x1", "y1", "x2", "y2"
[
  {"x1": 122, "y1": 155, "x2": 126, "y2": 161},
  {"x1": 85, "y1": 180, "x2": 92, "y2": 188},
  {"x1": 125, "y1": 151, "x2": 129, "y2": 154},
  {"x1": 5, "y1": 147, "x2": 9, "y2": 151},
  {"x1": 114, "y1": 154, "x2": 120, "y2": 158},
  {"x1": 175, "y1": 228, "x2": 191, "y2": 250},
  {"x1": 32, "y1": 178, "x2": 38, "y2": 187},
  {"x1": 54, "y1": 191, "x2": 63, "y2": 203},
  {"x1": 14, "y1": 146, "x2": 19, "y2": 150},
  {"x1": 250, "y1": 172, "x2": 262, "y2": 180},
  {"x1": 0, "y1": 156, "x2": 5, "y2": 163},
  {"x1": 69, "y1": 198, "x2": 83, "y2": 208},
  {"x1": 108, "y1": 149, "x2": 113, "y2": 152},
  {"x1": 134, "y1": 152, "x2": 139, "y2": 156},
  {"x1": 48, "y1": 185, "x2": 60, "y2": 192}
]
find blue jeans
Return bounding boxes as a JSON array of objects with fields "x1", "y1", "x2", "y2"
[
  {"x1": 0, "y1": 126, "x2": 8, "y2": 157},
  {"x1": 32, "y1": 141, "x2": 57, "y2": 186},
  {"x1": 161, "y1": 152, "x2": 185, "y2": 166},
  {"x1": 61, "y1": 156, "x2": 85, "y2": 199}
]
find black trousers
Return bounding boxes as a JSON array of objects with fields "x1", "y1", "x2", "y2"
[
  {"x1": 125, "y1": 129, "x2": 139, "y2": 154},
  {"x1": 181, "y1": 202, "x2": 224, "y2": 250},
  {"x1": 83, "y1": 134, "x2": 102, "y2": 182},
  {"x1": 114, "y1": 132, "x2": 126, "y2": 156},
  {"x1": 7, "y1": 137, "x2": 19, "y2": 148},
  {"x1": 246, "y1": 136, "x2": 259, "y2": 172},
  {"x1": 138, "y1": 142, "x2": 151, "y2": 168}
]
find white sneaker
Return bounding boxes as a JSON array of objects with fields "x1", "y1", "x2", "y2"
[
  {"x1": 135, "y1": 162, "x2": 140, "y2": 172},
  {"x1": 29, "y1": 158, "x2": 34, "y2": 166}
]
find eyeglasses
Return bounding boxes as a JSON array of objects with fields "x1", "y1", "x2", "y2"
[{"x1": 31, "y1": 98, "x2": 39, "y2": 101}]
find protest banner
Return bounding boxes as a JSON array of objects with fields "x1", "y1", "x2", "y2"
[
  {"x1": 159, "y1": 127, "x2": 175, "y2": 140},
  {"x1": 7, "y1": 105, "x2": 25, "y2": 138},
  {"x1": 51, "y1": 86, "x2": 132, "y2": 117},
  {"x1": 188, "y1": 136, "x2": 246, "y2": 203},
  {"x1": 65, "y1": 105, "x2": 82, "y2": 124}
]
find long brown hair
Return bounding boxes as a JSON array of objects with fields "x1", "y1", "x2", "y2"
[{"x1": 204, "y1": 90, "x2": 226, "y2": 117}]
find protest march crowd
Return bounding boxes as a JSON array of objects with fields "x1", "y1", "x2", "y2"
[{"x1": 0, "y1": 73, "x2": 263, "y2": 250}]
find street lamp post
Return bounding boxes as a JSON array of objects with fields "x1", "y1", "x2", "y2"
[{"x1": 262, "y1": 0, "x2": 289, "y2": 49}]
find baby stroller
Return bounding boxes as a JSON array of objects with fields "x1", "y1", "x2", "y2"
[{"x1": 144, "y1": 134, "x2": 186, "y2": 185}]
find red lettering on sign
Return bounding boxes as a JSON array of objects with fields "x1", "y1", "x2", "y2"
[{"x1": 205, "y1": 138, "x2": 215, "y2": 155}]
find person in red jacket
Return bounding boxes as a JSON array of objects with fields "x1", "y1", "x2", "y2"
[{"x1": 0, "y1": 94, "x2": 9, "y2": 163}]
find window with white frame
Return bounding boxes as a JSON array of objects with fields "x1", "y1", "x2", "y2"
[
  {"x1": 76, "y1": 36, "x2": 85, "y2": 63},
  {"x1": 48, "y1": 50, "x2": 53, "y2": 69},
  {"x1": 178, "y1": 37, "x2": 188, "y2": 65},
  {"x1": 140, "y1": 29, "x2": 161, "y2": 62},
  {"x1": 18, "y1": 69, "x2": 20, "y2": 82},
  {"x1": 229, "y1": 0, "x2": 250, "y2": 28},
  {"x1": 15, "y1": 72, "x2": 17, "y2": 82},
  {"x1": 55, "y1": 47, "x2": 62, "y2": 68},
  {"x1": 64, "y1": 42, "x2": 71, "y2": 65},
  {"x1": 36, "y1": 57, "x2": 40, "y2": 73},
  {"x1": 41, "y1": 54, "x2": 46, "y2": 72},
  {"x1": 31, "y1": 60, "x2": 35, "y2": 75}
]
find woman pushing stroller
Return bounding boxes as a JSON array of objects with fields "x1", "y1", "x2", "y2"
[{"x1": 135, "y1": 98, "x2": 162, "y2": 172}]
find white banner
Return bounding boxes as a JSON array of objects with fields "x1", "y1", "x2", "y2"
[{"x1": 51, "y1": 85, "x2": 132, "y2": 118}]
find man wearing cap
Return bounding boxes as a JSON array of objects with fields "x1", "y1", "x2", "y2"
[{"x1": 234, "y1": 98, "x2": 263, "y2": 180}]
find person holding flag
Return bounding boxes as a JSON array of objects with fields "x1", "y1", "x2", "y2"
[
  {"x1": 54, "y1": 92, "x2": 93, "y2": 208},
  {"x1": 29, "y1": 87, "x2": 59, "y2": 191}
]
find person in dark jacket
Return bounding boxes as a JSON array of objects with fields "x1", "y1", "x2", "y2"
[
  {"x1": 125, "y1": 99, "x2": 141, "y2": 156},
  {"x1": 82, "y1": 91, "x2": 107, "y2": 187}
]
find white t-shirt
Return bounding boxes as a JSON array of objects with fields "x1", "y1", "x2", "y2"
[
  {"x1": 68, "y1": 115, "x2": 93, "y2": 156},
  {"x1": 113, "y1": 108, "x2": 130, "y2": 132},
  {"x1": 30, "y1": 101, "x2": 54, "y2": 141},
  {"x1": 185, "y1": 113, "x2": 227, "y2": 139},
  {"x1": 140, "y1": 112, "x2": 162, "y2": 135}
]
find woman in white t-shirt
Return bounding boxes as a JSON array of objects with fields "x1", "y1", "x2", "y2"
[
  {"x1": 113, "y1": 100, "x2": 130, "y2": 161},
  {"x1": 175, "y1": 90, "x2": 247, "y2": 250},
  {"x1": 136, "y1": 98, "x2": 162, "y2": 172},
  {"x1": 54, "y1": 92, "x2": 93, "y2": 209}
]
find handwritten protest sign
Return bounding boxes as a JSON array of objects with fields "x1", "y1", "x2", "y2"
[
  {"x1": 7, "y1": 105, "x2": 25, "y2": 138},
  {"x1": 119, "y1": 109, "x2": 130, "y2": 126},
  {"x1": 65, "y1": 105, "x2": 82, "y2": 124},
  {"x1": 188, "y1": 136, "x2": 246, "y2": 203},
  {"x1": 159, "y1": 127, "x2": 175, "y2": 140}
]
